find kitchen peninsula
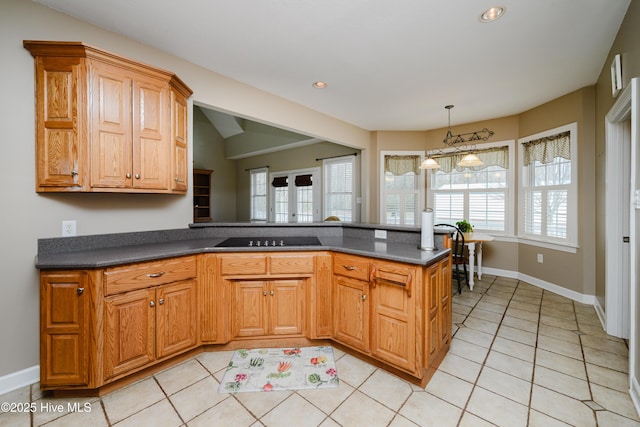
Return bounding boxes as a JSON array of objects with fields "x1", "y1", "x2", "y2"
[{"x1": 36, "y1": 223, "x2": 451, "y2": 395}]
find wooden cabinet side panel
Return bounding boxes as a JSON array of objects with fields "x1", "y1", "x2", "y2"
[
  {"x1": 36, "y1": 56, "x2": 86, "y2": 189},
  {"x1": 439, "y1": 256, "x2": 452, "y2": 349},
  {"x1": 103, "y1": 288, "x2": 155, "y2": 380},
  {"x1": 425, "y1": 264, "x2": 440, "y2": 363},
  {"x1": 170, "y1": 89, "x2": 188, "y2": 192},
  {"x1": 156, "y1": 280, "x2": 198, "y2": 359},
  {"x1": 40, "y1": 272, "x2": 89, "y2": 386},
  {"x1": 199, "y1": 254, "x2": 217, "y2": 343},
  {"x1": 311, "y1": 253, "x2": 332, "y2": 338}
]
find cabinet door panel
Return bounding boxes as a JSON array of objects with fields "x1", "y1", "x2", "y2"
[
  {"x1": 37, "y1": 57, "x2": 84, "y2": 188},
  {"x1": 157, "y1": 280, "x2": 198, "y2": 358},
  {"x1": 232, "y1": 281, "x2": 269, "y2": 337},
  {"x1": 425, "y1": 264, "x2": 440, "y2": 362},
  {"x1": 371, "y1": 279, "x2": 415, "y2": 372},
  {"x1": 171, "y1": 89, "x2": 188, "y2": 191},
  {"x1": 270, "y1": 279, "x2": 305, "y2": 336},
  {"x1": 104, "y1": 288, "x2": 155, "y2": 380},
  {"x1": 40, "y1": 272, "x2": 89, "y2": 386},
  {"x1": 90, "y1": 61, "x2": 132, "y2": 188},
  {"x1": 132, "y1": 77, "x2": 169, "y2": 190},
  {"x1": 333, "y1": 276, "x2": 369, "y2": 352}
]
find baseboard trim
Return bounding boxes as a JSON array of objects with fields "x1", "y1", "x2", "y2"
[
  {"x1": 0, "y1": 365, "x2": 39, "y2": 396},
  {"x1": 482, "y1": 267, "x2": 596, "y2": 305},
  {"x1": 631, "y1": 376, "x2": 640, "y2": 419},
  {"x1": 593, "y1": 296, "x2": 607, "y2": 331}
]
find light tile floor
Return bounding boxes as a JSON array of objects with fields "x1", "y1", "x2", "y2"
[{"x1": 2, "y1": 275, "x2": 640, "y2": 426}]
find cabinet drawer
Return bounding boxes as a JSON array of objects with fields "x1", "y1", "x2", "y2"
[
  {"x1": 219, "y1": 255, "x2": 267, "y2": 276},
  {"x1": 104, "y1": 256, "x2": 196, "y2": 295},
  {"x1": 333, "y1": 253, "x2": 369, "y2": 281},
  {"x1": 270, "y1": 254, "x2": 315, "y2": 274},
  {"x1": 371, "y1": 260, "x2": 415, "y2": 293}
]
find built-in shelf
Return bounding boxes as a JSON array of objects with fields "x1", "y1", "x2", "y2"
[{"x1": 193, "y1": 169, "x2": 213, "y2": 222}]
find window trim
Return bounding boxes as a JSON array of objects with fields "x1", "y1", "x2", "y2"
[
  {"x1": 426, "y1": 140, "x2": 515, "y2": 236},
  {"x1": 379, "y1": 151, "x2": 425, "y2": 226},
  {"x1": 249, "y1": 167, "x2": 268, "y2": 222},
  {"x1": 323, "y1": 155, "x2": 357, "y2": 222},
  {"x1": 517, "y1": 122, "x2": 578, "y2": 248}
]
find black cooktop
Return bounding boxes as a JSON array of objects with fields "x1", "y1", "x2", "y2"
[{"x1": 215, "y1": 236, "x2": 322, "y2": 248}]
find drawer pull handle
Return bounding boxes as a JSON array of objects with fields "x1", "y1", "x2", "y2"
[
  {"x1": 343, "y1": 265, "x2": 356, "y2": 271},
  {"x1": 76, "y1": 287, "x2": 84, "y2": 295},
  {"x1": 147, "y1": 271, "x2": 166, "y2": 278}
]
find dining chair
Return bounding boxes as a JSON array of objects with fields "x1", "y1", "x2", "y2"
[{"x1": 435, "y1": 224, "x2": 469, "y2": 294}]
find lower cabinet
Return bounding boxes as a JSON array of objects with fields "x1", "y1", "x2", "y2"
[
  {"x1": 333, "y1": 275, "x2": 370, "y2": 352},
  {"x1": 39, "y1": 250, "x2": 451, "y2": 392},
  {"x1": 40, "y1": 271, "x2": 91, "y2": 387},
  {"x1": 104, "y1": 279, "x2": 198, "y2": 381},
  {"x1": 232, "y1": 279, "x2": 306, "y2": 338}
]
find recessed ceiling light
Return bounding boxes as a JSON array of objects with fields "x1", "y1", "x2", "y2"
[
  {"x1": 479, "y1": 6, "x2": 505, "y2": 22},
  {"x1": 312, "y1": 81, "x2": 327, "y2": 89}
]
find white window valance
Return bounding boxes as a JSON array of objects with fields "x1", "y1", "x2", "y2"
[
  {"x1": 384, "y1": 155, "x2": 421, "y2": 175},
  {"x1": 433, "y1": 146, "x2": 509, "y2": 173},
  {"x1": 522, "y1": 130, "x2": 571, "y2": 166}
]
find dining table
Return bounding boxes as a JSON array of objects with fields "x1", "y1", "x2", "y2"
[{"x1": 462, "y1": 232, "x2": 495, "y2": 290}]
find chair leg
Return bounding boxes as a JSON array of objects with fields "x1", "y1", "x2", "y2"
[
  {"x1": 463, "y1": 262, "x2": 469, "y2": 291},
  {"x1": 454, "y1": 264, "x2": 462, "y2": 294}
]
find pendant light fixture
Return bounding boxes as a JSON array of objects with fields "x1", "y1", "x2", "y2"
[{"x1": 420, "y1": 105, "x2": 493, "y2": 170}]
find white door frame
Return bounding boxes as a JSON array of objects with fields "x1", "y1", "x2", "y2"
[
  {"x1": 605, "y1": 87, "x2": 632, "y2": 339},
  {"x1": 605, "y1": 77, "x2": 640, "y2": 412}
]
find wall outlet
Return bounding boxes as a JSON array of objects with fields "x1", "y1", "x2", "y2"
[
  {"x1": 374, "y1": 229, "x2": 387, "y2": 239},
  {"x1": 62, "y1": 220, "x2": 77, "y2": 237},
  {"x1": 537, "y1": 253, "x2": 543, "y2": 263}
]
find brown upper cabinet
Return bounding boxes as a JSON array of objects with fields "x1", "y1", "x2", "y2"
[{"x1": 23, "y1": 41, "x2": 193, "y2": 193}]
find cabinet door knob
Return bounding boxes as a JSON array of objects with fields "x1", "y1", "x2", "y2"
[
  {"x1": 159, "y1": 298, "x2": 164, "y2": 305},
  {"x1": 70, "y1": 170, "x2": 78, "y2": 177},
  {"x1": 135, "y1": 174, "x2": 141, "y2": 179},
  {"x1": 76, "y1": 287, "x2": 84, "y2": 295},
  {"x1": 270, "y1": 290, "x2": 274, "y2": 296},
  {"x1": 361, "y1": 294, "x2": 367, "y2": 301},
  {"x1": 263, "y1": 290, "x2": 267, "y2": 296},
  {"x1": 126, "y1": 173, "x2": 132, "y2": 179},
  {"x1": 149, "y1": 301, "x2": 155, "y2": 307}
]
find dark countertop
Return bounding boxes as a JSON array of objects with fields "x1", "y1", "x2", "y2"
[{"x1": 36, "y1": 235, "x2": 450, "y2": 269}]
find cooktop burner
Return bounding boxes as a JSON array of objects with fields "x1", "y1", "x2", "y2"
[{"x1": 215, "y1": 236, "x2": 322, "y2": 248}]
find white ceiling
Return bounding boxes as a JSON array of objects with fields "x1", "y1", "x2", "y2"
[{"x1": 35, "y1": 0, "x2": 631, "y2": 131}]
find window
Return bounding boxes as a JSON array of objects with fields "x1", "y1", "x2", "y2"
[
  {"x1": 518, "y1": 123, "x2": 577, "y2": 246},
  {"x1": 323, "y1": 155, "x2": 356, "y2": 221},
  {"x1": 428, "y1": 142, "x2": 514, "y2": 235},
  {"x1": 270, "y1": 168, "x2": 320, "y2": 223},
  {"x1": 380, "y1": 152, "x2": 424, "y2": 226},
  {"x1": 250, "y1": 168, "x2": 268, "y2": 221}
]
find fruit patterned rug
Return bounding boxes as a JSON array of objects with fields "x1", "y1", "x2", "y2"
[{"x1": 218, "y1": 346, "x2": 339, "y2": 393}]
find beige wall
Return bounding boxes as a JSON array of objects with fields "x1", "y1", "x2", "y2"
[
  {"x1": 193, "y1": 107, "x2": 238, "y2": 222},
  {"x1": 0, "y1": 0, "x2": 369, "y2": 378}
]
